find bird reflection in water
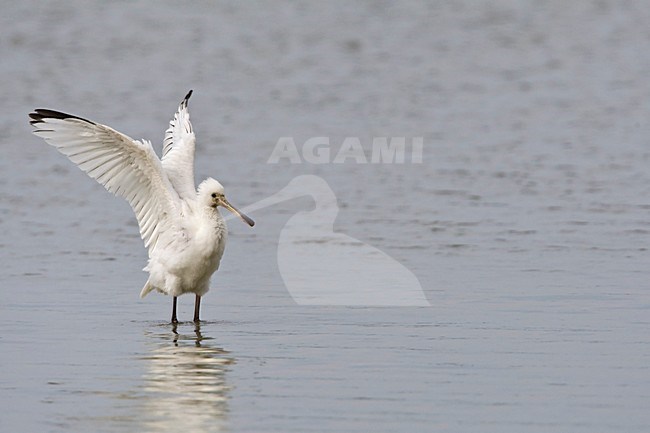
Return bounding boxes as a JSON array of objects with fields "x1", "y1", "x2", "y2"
[{"x1": 140, "y1": 323, "x2": 234, "y2": 433}]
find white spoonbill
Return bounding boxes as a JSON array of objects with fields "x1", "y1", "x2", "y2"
[{"x1": 29, "y1": 91, "x2": 255, "y2": 323}]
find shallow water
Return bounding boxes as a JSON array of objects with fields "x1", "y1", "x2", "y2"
[{"x1": 2, "y1": 1, "x2": 650, "y2": 432}]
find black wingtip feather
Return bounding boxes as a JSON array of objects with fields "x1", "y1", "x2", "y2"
[
  {"x1": 28, "y1": 109, "x2": 95, "y2": 126},
  {"x1": 181, "y1": 90, "x2": 193, "y2": 107}
]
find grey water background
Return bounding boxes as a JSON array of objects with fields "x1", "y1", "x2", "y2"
[{"x1": 1, "y1": 1, "x2": 650, "y2": 432}]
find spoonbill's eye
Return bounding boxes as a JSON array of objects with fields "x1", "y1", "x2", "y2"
[{"x1": 211, "y1": 193, "x2": 217, "y2": 198}]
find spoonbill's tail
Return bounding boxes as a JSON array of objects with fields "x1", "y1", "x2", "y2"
[{"x1": 140, "y1": 279, "x2": 155, "y2": 298}]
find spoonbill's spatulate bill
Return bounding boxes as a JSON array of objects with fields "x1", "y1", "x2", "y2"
[{"x1": 29, "y1": 91, "x2": 255, "y2": 323}]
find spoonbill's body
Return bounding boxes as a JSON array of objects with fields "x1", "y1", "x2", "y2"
[{"x1": 29, "y1": 91, "x2": 254, "y2": 323}]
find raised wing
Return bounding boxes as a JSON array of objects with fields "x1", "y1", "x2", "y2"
[
  {"x1": 29, "y1": 109, "x2": 182, "y2": 254},
  {"x1": 161, "y1": 90, "x2": 196, "y2": 200}
]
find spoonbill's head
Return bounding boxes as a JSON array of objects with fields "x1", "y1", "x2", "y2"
[{"x1": 198, "y1": 178, "x2": 255, "y2": 227}]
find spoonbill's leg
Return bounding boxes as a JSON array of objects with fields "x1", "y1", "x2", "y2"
[
  {"x1": 193, "y1": 295, "x2": 201, "y2": 323},
  {"x1": 171, "y1": 296, "x2": 178, "y2": 324}
]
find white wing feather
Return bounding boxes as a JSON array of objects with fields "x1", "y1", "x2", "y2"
[
  {"x1": 161, "y1": 90, "x2": 197, "y2": 200},
  {"x1": 29, "y1": 110, "x2": 182, "y2": 254}
]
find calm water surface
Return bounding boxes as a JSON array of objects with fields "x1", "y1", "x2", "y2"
[{"x1": 2, "y1": 2, "x2": 650, "y2": 432}]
